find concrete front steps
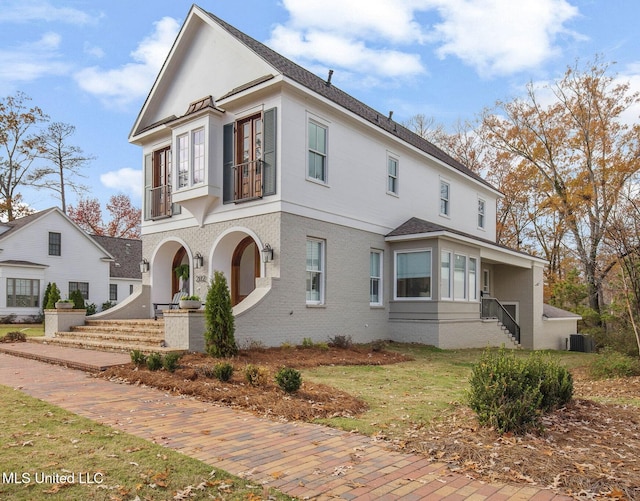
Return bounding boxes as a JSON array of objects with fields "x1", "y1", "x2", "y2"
[{"x1": 29, "y1": 319, "x2": 183, "y2": 354}]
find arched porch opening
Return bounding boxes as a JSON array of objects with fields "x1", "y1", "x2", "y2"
[{"x1": 150, "y1": 239, "x2": 191, "y2": 308}]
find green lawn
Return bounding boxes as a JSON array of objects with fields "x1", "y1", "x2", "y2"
[
  {"x1": 303, "y1": 345, "x2": 597, "y2": 436},
  {"x1": 0, "y1": 323, "x2": 44, "y2": 338},
  {"x1": 0, "y1": 385, "x2": 292, "y2": 501}
]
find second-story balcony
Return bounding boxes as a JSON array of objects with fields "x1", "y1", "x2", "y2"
[
  {"x1": 233, "y1": 159, "x2": 263, "y2": 202},
  {"x1": 148, "y1": 185, "x2": 172, "y2": 219}
]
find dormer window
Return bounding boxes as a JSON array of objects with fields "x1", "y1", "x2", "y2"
[{"x1": 177, "y1": 128, "x2": 205, "y2": 189}]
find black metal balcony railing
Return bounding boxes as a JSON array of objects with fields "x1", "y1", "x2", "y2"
[
  {"x1": 233, "y1": 159, "x2": 263, "y2": 202},
  {"x1": 481, "y1": 297, "x2": 521, "y2": 344},
  {"x1": 148, "y1": 185, "x2": 172, "y2": 219}
]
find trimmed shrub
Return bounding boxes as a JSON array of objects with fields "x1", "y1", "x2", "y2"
[
  {"x1": 42, "y1": 283, "x2": 53, "y2": 312},
  {"x1": 213, "y1": 362, "x2": 234, "y2": 382},
  {"x1": 301, "y1": 337, "x2": 314, "y2": 349},
  {"x1": 101, "y1": 301, "x2": 115, "y2": 311},
  {"x1": 244, "y1": 364, "x2": 269, "y2": 386},
  {"x1": 204, "y1": 271, "x2": 238, "y2": 358},
  {"x1": 130, "y1": 349, "x2": 147, "y2": 367},
  {"x1": 275, "y1": 367, "x2": 302, "y2": 393},
  {"x1": 589, "y1": 347, "x2": 640, "y2": 379},
  {"x1": 45, "y1": 283, "x2": 61, "y2": 309},
  {"x1": 328, "y1": 334, "x2": 352, "y2": 349},
  {"x1": 69, "y1": 289, "x2": 85, "y2": 309},
  {"x1": 85, "y1": 303, "x2": 97, "y2": 315},
  {"x1": 162, "y1": 352, "x2": 181, "y2": 373},
  {"x1": 146, "y1": 352, "x2": 163, "y2": 371},
  {"x1": 468, "y1": 348, "x2": 573, "y2": 434}
]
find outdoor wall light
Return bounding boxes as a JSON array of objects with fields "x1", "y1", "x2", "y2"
[
  {"x1": 139, "y1": 258, "x2": 150, "y2": 273},
  {"x1": 261, "y1": 243, "x2": 274, "y2": 263},
  {"x1": 194, "y1": 252, "x2": 204, "y2": 269}
]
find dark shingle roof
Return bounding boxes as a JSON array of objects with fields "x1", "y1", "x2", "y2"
[
  {"x1": 543, "y1": 304, "x2": 582, "y2": 319},
  {"x1": 0, "y1": 208, "x2": 56, "y2": 242},
  {"x1": 201, "y1": 8, "x2": 495, "y2": 192},
  {"x1": 387, "y1": 217, "x2": 499, "y2": 247},
  {"x1": 90, "y1": 235, "x2": 142, "y2": 280}
]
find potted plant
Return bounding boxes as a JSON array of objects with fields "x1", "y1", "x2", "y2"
[
  {"x1": 174, "y1": 264, "x2": 190, "y2": 292},
  {"x1": 179, "y1": 295, "x2": 201, "y2": 310},
  {"x1": 55, "y1": 299, "x2": 74, "y2": 309}
]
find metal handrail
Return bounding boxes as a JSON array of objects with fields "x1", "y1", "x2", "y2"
[
  {"x1": 148, "y1": 185, "x2": 172, "y2": 218},
  {"x1": 481, "y1": 297, "x2": 521, "y2": 344}
]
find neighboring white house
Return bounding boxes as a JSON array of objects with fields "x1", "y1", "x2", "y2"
[
  {"x1": 119, "y1": 4, "x2": 572, "y2": 350},
  {"x1": 0, "y1": 208, "x2": 113, "y2": 321},
  {"x1": 90, "y1": 235, "x2": 142, "y2": 306}
]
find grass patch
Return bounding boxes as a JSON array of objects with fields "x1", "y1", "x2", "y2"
[
  {"x1": 0, "y1": 324, "x2": 43, "y2": 338},
  {"x1": 304, "y1": 345, "x2": 595, "y2": 437},
  {"x1": 0, "y1": 385, "x2": 291, "y2": 501}
]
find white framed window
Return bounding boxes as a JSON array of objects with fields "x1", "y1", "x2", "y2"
[
  {"x1": 177, "y1": 133, "x2": 189, "y2": 188},
  {"x1": 192, "y1": 128, "x2": 205, "y2": 184},
  {"x1": 306, "y1": 238, "x2": 325, "y2": 304},
  {"x1": 454, "y1": 254, "x2": 467, "y2": 300},
  {"x1": 387, "y1": 155, "x2": 398, "y2": 195},
  {"x1": 440, "y1": 180, "x2": 450, "y2": 216},
  {"x1": 477, "y1": 198, "x2": 486, "y2": 229},
  {"x1": 308, "y1": 120, "x2": 327, "y2": 182},
  {"x1": 370, "y1": 250, "x2": 383, "y2": 305},
  {"x1": 469, "y1": 257, "x2": 478, "y2": 301},
  {"x1": 440, "y1": 250, "x2": 452, "y2": 299},
  {"x1": 395, "y1": 249, "x2": 432, "y2": 299},
  {"x1": 7, "y1": 278, "x2": 40, "y2": 307},
  {"x1": 69, "y1": 281, "x2": 89, "y2": 300}
]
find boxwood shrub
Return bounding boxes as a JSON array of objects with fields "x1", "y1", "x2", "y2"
[{"x1": 468, "y1": 347, "x2": 573, "y2": 434}]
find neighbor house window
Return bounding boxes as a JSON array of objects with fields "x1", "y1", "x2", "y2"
[
  {"x1": 7, "y1": 278, "x2": 39, "y2": 307},
  {"x1": 306, "y1": 238, "x2": 325, "y2": 304},
  {"x1": 129, "y1": 284, "x2": 134, "y2": 295},
  {"x1": 478, "y1": 198, "x2": 486, "y2": 229},
  {"x1": 395, "y1": 249, "x2": 431, "y2": 299},
  {"x1": 454, "y1": 254, "x2": 467, "y2": 300},
  {"x1": 49, "y1": 232, "x2": 61, "y2": 256},
  {"x1": 177, "y1": 133, "x2": 189, "y2": 188},
  {"x1": 441, "y1": 251, "x2": 452, "y2": 299},
  {"x1": 110, "y1": 284, "x2": 118, "y2": 301},
  {"x1": 387, "y1": 156, "x2": 398, "y2": 195},
  {"x1": 192, "y1": 128, "x2": 205, "y2": 184},
  {"x1": 440, "y1": 180, "x2": 450, "y2": 216},
  {"x1": 370, "y1": 250, "x2": 383, "y2": 305},
  {"x1": 308, "y1": 120, "x2": 327, "y2": 182},
  {"x1": 69, "y1": 282, "x2": 89, "y2": 300}
]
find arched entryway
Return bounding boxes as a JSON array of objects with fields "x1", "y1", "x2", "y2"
[
  {"x1": 172, "y1": 247, "x2": 188, "y2": 295},
  {"x1": 231, "y1": 236, "x2": 259, "y2": 306}
]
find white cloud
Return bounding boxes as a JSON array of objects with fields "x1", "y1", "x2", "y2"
[
  {"x1": 428, "y1": 0, "x2": 582, "y2": 77},
  {"x1": 100, "y1": 168, "x2": 142, "y2": 200},
  {"x1": 269, "y1": 0, "x2": 583, "y2": 83},
  {"x1": 0, "y1": 0, "x2": 97, "y2": 25},
  {"x1": 269, "y1": 0, "x2": 429, "y2": 81},
  {"x1": 74, "y1": 16, "x2": 179, "y2": 108},
  {"x1": 0, "y1": 32, "x2": 70, "y2": 89}
]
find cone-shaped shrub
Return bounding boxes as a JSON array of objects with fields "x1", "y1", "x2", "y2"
[
  {"x1": 204, "y1": 271, "x2": 238, "y2": 358},
  {"x1": 45, "y1": 283, "x2": 61, "y2": 309}
]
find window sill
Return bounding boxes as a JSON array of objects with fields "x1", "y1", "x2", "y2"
[
  {"x1": 370, "y1": 304, "x2": 385, "y2": 309},
  {"x1": 306, "y1": 177, "x2": 330, "y2": 188},
  {"x1": 386, "y1": 191, "x2": 399, "y2": 198},
  {"x1": 306, "y1": 303, "x2": 326, "y2": 308}
]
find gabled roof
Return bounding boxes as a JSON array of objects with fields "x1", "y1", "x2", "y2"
[
  {"x1": 0, "y1": 207, "x2": 114, "y2": 260},
  {"x1": 133, "y1": 4, "x2": 496, "y2": 193},
  {"x1": 199, "y1": 7, "x2": 495, "y2": 191},
  {"x1": 90, "y1": 235, "x2": 142, "y2": 280}
]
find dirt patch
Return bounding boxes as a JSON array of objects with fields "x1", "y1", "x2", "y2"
[
  {"x1": 101, "y1": 346, "x2": 409, "y2": 421},
  {"x1": 101, "y1": 347, "x2": 640, "y2": 500}
]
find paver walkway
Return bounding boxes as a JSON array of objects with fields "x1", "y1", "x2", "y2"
[{"x1": 0, "y1": 344, "x2": 572, "y2": 500}]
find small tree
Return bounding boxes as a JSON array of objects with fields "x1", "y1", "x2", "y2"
[
  {"x1": 42, "y1": 282, "x2": 52, "y2": 311},
  {"x1": 45, "y1": 283, "x2": 61, "y2": 309},
  {"x1": 69, "y1": 289, "x2": 85, "y2": 309},
  {"x1": 204, "y1": 271, "x2": 237, "y2": 358}
]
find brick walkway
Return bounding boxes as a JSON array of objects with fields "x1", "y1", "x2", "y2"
[{"x1": 0, "y1": 346, "x2": 572, "y2": 500}]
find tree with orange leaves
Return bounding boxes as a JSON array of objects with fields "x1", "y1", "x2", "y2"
[{"x1": 68, "y1": 194, "x2": 140, "y2": 239}]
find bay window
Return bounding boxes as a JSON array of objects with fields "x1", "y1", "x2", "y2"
[{"x1": 7, "y1": 278, "x2": 39, "y2": 307}]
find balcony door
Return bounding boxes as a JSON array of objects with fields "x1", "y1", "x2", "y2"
[
  {"x1": 152, "y1": 146, "x2": 172, "y2": 218},
  {"x1": 235, "y1": 114, "x2": 263, "y2": 200}
]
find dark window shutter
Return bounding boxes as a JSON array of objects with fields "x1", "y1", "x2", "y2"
[
  {"x1": 262, "y1": 107, "x2": 277, "y2": 196},
  {"x1": 144, "y1": 153, "x2": 152, "y2": 220},
  {"x1": 223, "y1": 123, "x2": 234, "y2": 203}
]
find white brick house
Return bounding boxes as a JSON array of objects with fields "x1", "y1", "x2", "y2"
[{"x1": 123, "y1": 4, "x2": 568, "y2": 350}]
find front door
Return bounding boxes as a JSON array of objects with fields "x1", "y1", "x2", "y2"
[{"x1": 231, "y1": 237, "x2": 260, "y2": 306}]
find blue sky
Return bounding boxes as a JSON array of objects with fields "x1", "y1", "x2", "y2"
[{"x1": 2, "y1": 0, "x2": 640, "y2": 213}]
